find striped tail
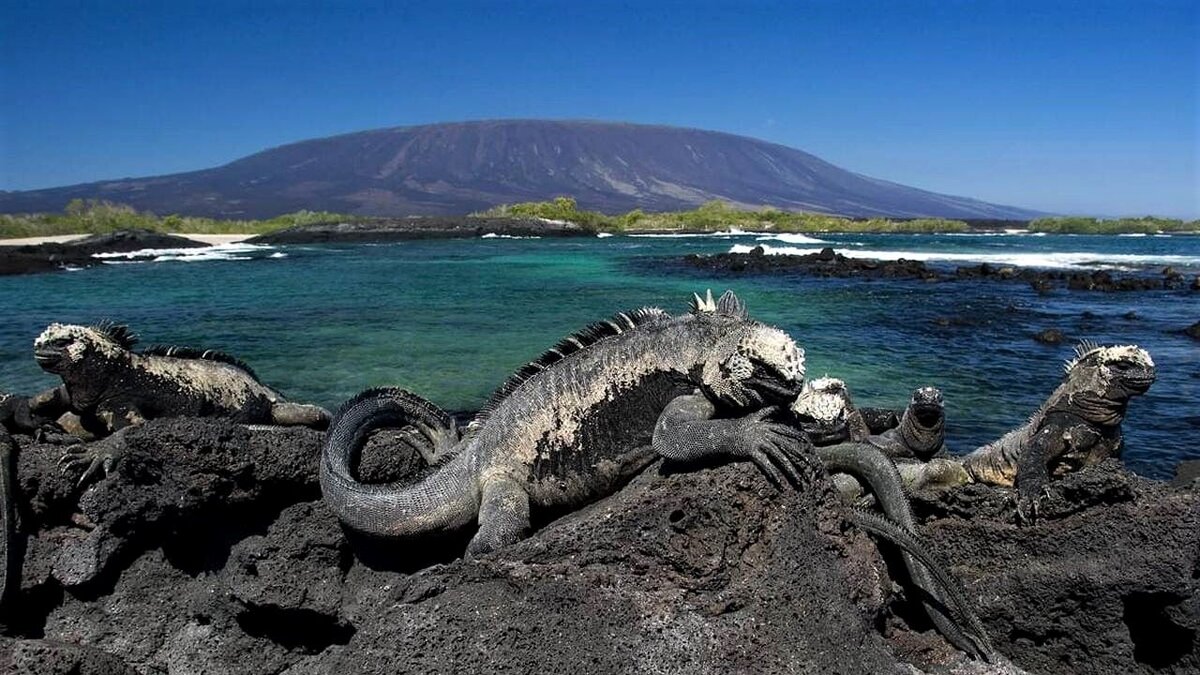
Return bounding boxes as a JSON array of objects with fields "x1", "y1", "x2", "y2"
[{"x1": 320, "y1": 388, "x2": 477, "y2": 537}]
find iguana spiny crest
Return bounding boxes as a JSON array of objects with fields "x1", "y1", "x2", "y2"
[
  {"x1": 685, "y1": 288, "x2": 806, "y2": 409},
  {"x1": 1057, "y1": 343, "x2": 1155, "y2": 422},
  {"x1": 34, "y1": 322, "x2": 137, "y2": 373}
]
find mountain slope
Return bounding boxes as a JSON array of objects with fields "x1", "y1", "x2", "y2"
[{"x1": 0, "y1": 120, "x2": 1040, "y2": 219}]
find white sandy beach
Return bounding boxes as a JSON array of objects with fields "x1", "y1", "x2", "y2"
[{"x1": 0, "y1": 233, "x2": 254, "y2": 247}]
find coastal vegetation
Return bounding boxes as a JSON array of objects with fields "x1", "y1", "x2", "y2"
[
  {"x1": 477, "y1": 198, "x2": 972, "y2": 233},
  {"x1": 1028, "y1": 216, "x2": 1200, "y2": 234},
  {"x1": 4, "y1": 198, "x2": 1198, "y2": 239},
  {"x1": 0, "y1": 200, "x2": 359, "y2": 239}
]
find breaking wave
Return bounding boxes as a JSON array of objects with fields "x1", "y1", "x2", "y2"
[
  {"x1": 93, "y1": 242, "x2": 279, "y2": 264},
  {"x1": 480, "y1": 233, "x2": 541, "y2": 239}
]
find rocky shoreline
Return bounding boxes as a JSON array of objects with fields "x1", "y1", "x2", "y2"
[
  {"x1": 0, "y1": 230, "x2": 206, "y2": 277},
  {"x1": 245, "y1": 216, "x2": 592, "y2": 245},
  {"x1": 684, "y1": 246, "x2": 1200, "y2": 293},
  {"x1": 1, "y1": 418, "x2": 1196, "y2": 673}
]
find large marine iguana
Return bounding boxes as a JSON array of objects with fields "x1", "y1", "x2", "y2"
[
  {"x1": 33, "y1": 322, "x2": 331, "y2": 481},
  {"x1": 960, "y1": 343, "x2": 1156, "y2": 520},
  {"x1": 322, "y1": 291, "x2": 996, "y2": 660}
]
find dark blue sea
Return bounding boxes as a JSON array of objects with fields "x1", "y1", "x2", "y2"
[{"x1": 1, "y1": 231, "x2": 1197, "y2": 478}]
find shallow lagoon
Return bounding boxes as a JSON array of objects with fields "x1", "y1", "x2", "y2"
[{"x1": 1, "y1": 231, "x2": 1197, "y2": 478}]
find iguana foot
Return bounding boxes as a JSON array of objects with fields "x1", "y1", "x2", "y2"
[
  {"x1": 58, "y1": 431, "x2": 128, "y2": 488},
  {"x1": 732, "y1": 407, "x2": 818, "y2": 489},
  {"x1": 1014, "y1": 485, "x2": 1052, "y2": 525}
]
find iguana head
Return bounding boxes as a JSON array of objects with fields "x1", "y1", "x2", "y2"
[
  {"x1": 692, "y1": 290, "x2": 806, "y2": 409},
  {"x1": 1055, "y1": 343, "x2": 1155, "y2": 423},
  {"x1": 788, "y1": 376, "x2": 852, "y2": 443},
  {"x1": 34, "y1": 322, "x2": 137, "y2": 375},
  {"x1": 907, "y1": 386, "x2": 945, "y2": 428}
]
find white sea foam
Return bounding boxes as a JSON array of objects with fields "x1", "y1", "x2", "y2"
[
  {"x1": 1118, "y1": 233, "x2": 1147, "y2": 237},
  {"x1": 629, "y1": 230, "x2": 758, "y2": 238},
  {"x1": 596, "y1": 232, "x2": 614, "y2": 238},
  {"x1": 92, "y1": 243, "x2": 276, "y2": 262},
  {"x1": 757, "y1": 233, "x2": 829, "y2": 245},
  {"x1": 727, "y1": 243, "x2": 1200, "y2": 270},
  {"x1": 481, "y1": 233, "x2": 541, "y2": 239}
]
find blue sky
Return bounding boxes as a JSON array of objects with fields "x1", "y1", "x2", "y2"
[{"x1": 2, "y1": 1, "x2": 1196, "y2": 217}]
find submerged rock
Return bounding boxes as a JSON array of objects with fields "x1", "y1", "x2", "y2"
[{"x1": 1, "y1": 419, "x2": 1197, "y2": 673}]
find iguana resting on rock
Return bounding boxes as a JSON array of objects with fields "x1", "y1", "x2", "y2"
[
  {"x1": 788, "y1": 377, "x2": 871, "y2": 445},
  {"x1": 34, "y1": 322, "x2": 331, "y2": 481},
  {"x1": 323, "y1": 291, "x2": 814, "y2": 552},
  {"x1": 322, "y1": 291, "x2": 996, "y2": 661},
  {"x1": 958, "y1": 343, "x2": 1156, "y2": 520},
  {"x1": 865, "y1": 386, "x2": 947, "y2": 460}
]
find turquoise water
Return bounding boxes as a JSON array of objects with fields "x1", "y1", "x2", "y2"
[{"x1": 1, "y1": 231, "x2": 1197, "y2": 478}]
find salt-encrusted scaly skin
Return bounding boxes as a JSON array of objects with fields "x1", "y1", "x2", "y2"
[
  {"x1": 33, "y1": 322, "x2": 331, "y2": 481},
  {"x1": 321, "y1": 290, "x2": 814, "y2": 554},
  {"x1": 788, "y1": 377, "x2": 870, "y2": 445}
]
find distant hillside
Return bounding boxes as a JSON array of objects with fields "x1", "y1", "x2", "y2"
[{"x1": 0, "y1": 120, "x2": 1041, "y2": 219}]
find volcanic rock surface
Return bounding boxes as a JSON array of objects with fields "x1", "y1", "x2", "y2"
[
  {"x1": 684, "y1": 246, "x2": 1199, "y2": 293},
  {"x1": 0, "y1": 418, "x2": 1196, "y2": 674}
]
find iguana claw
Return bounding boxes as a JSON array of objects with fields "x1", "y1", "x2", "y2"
[{"x1": 58, "y1": 436, "x2": 122, "y2": 488}]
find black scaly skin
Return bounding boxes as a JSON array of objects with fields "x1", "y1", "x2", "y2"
[
  {"x1": 321, "y1": 291, "x2": 811, "y2": 556},
  {"x1": 0, "y1": 428, "x2": 16, "y2": 616}
]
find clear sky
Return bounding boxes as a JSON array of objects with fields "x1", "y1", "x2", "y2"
[{"x1": 2, "y1": 1, "x2": 1197, "y2": 217}]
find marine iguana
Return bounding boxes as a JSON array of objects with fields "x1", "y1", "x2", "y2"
[
  {"x1": 33, "y1": 322, "x2": 331, "y2": 481},
  {"x1": 960, "y1": 343, "x2": 1156, "y2": 520},
  {"x1": 788, "y1": 377, "x2": 871, "y2": 445},
  {"x1": 323, "y1": 290, "x2": 815, "y2": 552},
  {"x1": 865, "y1": 386, "x2": 947, "y2": 460},
  {"x1": 322, "y1": 291, "x2": 996, "y2": 661}
]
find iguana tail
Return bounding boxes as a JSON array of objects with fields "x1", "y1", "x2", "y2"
[
  {"x1": 0, "y1": 429, "x2": 18, "y2": 615},
  {"x1": 847, "y1": 508, "x2": 997, "y2": 662},
  {"x1": 320, "y1": 388, "x2": 477, "y2": 538},
  {"x1": 817, "y1": 443, "x2": 995, "y2": 662}
]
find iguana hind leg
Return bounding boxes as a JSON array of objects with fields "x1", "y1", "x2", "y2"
[{"x1": 467, "y1": 475, "x2": 530, "y2": 556}]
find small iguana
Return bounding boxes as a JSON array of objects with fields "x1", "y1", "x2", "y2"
[
  {"x1": 322, "y1": 291, "x2": 996, "y2": 661},
  {"x1": 865, "y1": 386, "x2": 947, "y2": 460},
  {"x1": 788, "y1": 377, "x2": 871, "y2": 445},
  {"x1": 960, "y1": 343, "x2": 1156, "y2": 520},
  {"x1": 34, "y1": 322, "x2": 331, "y2": 481}
]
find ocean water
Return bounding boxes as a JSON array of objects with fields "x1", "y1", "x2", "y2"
[{"x1": 1, "y1": 231, "x2": 1197, "y2": 478}]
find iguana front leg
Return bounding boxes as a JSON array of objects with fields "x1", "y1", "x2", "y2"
[
  {"x1": 1015, "y1": 428, "x2": 1060, "y2": 524},
  {"x1": 467, "y1": 475, "x2": 530, "y2": 556},
  {"x1": 652, "y1": 393, "x2": 815, "y2": 488},
  {"x1": 58, "y1": 405, "x2": 146, "y2": 487}
]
